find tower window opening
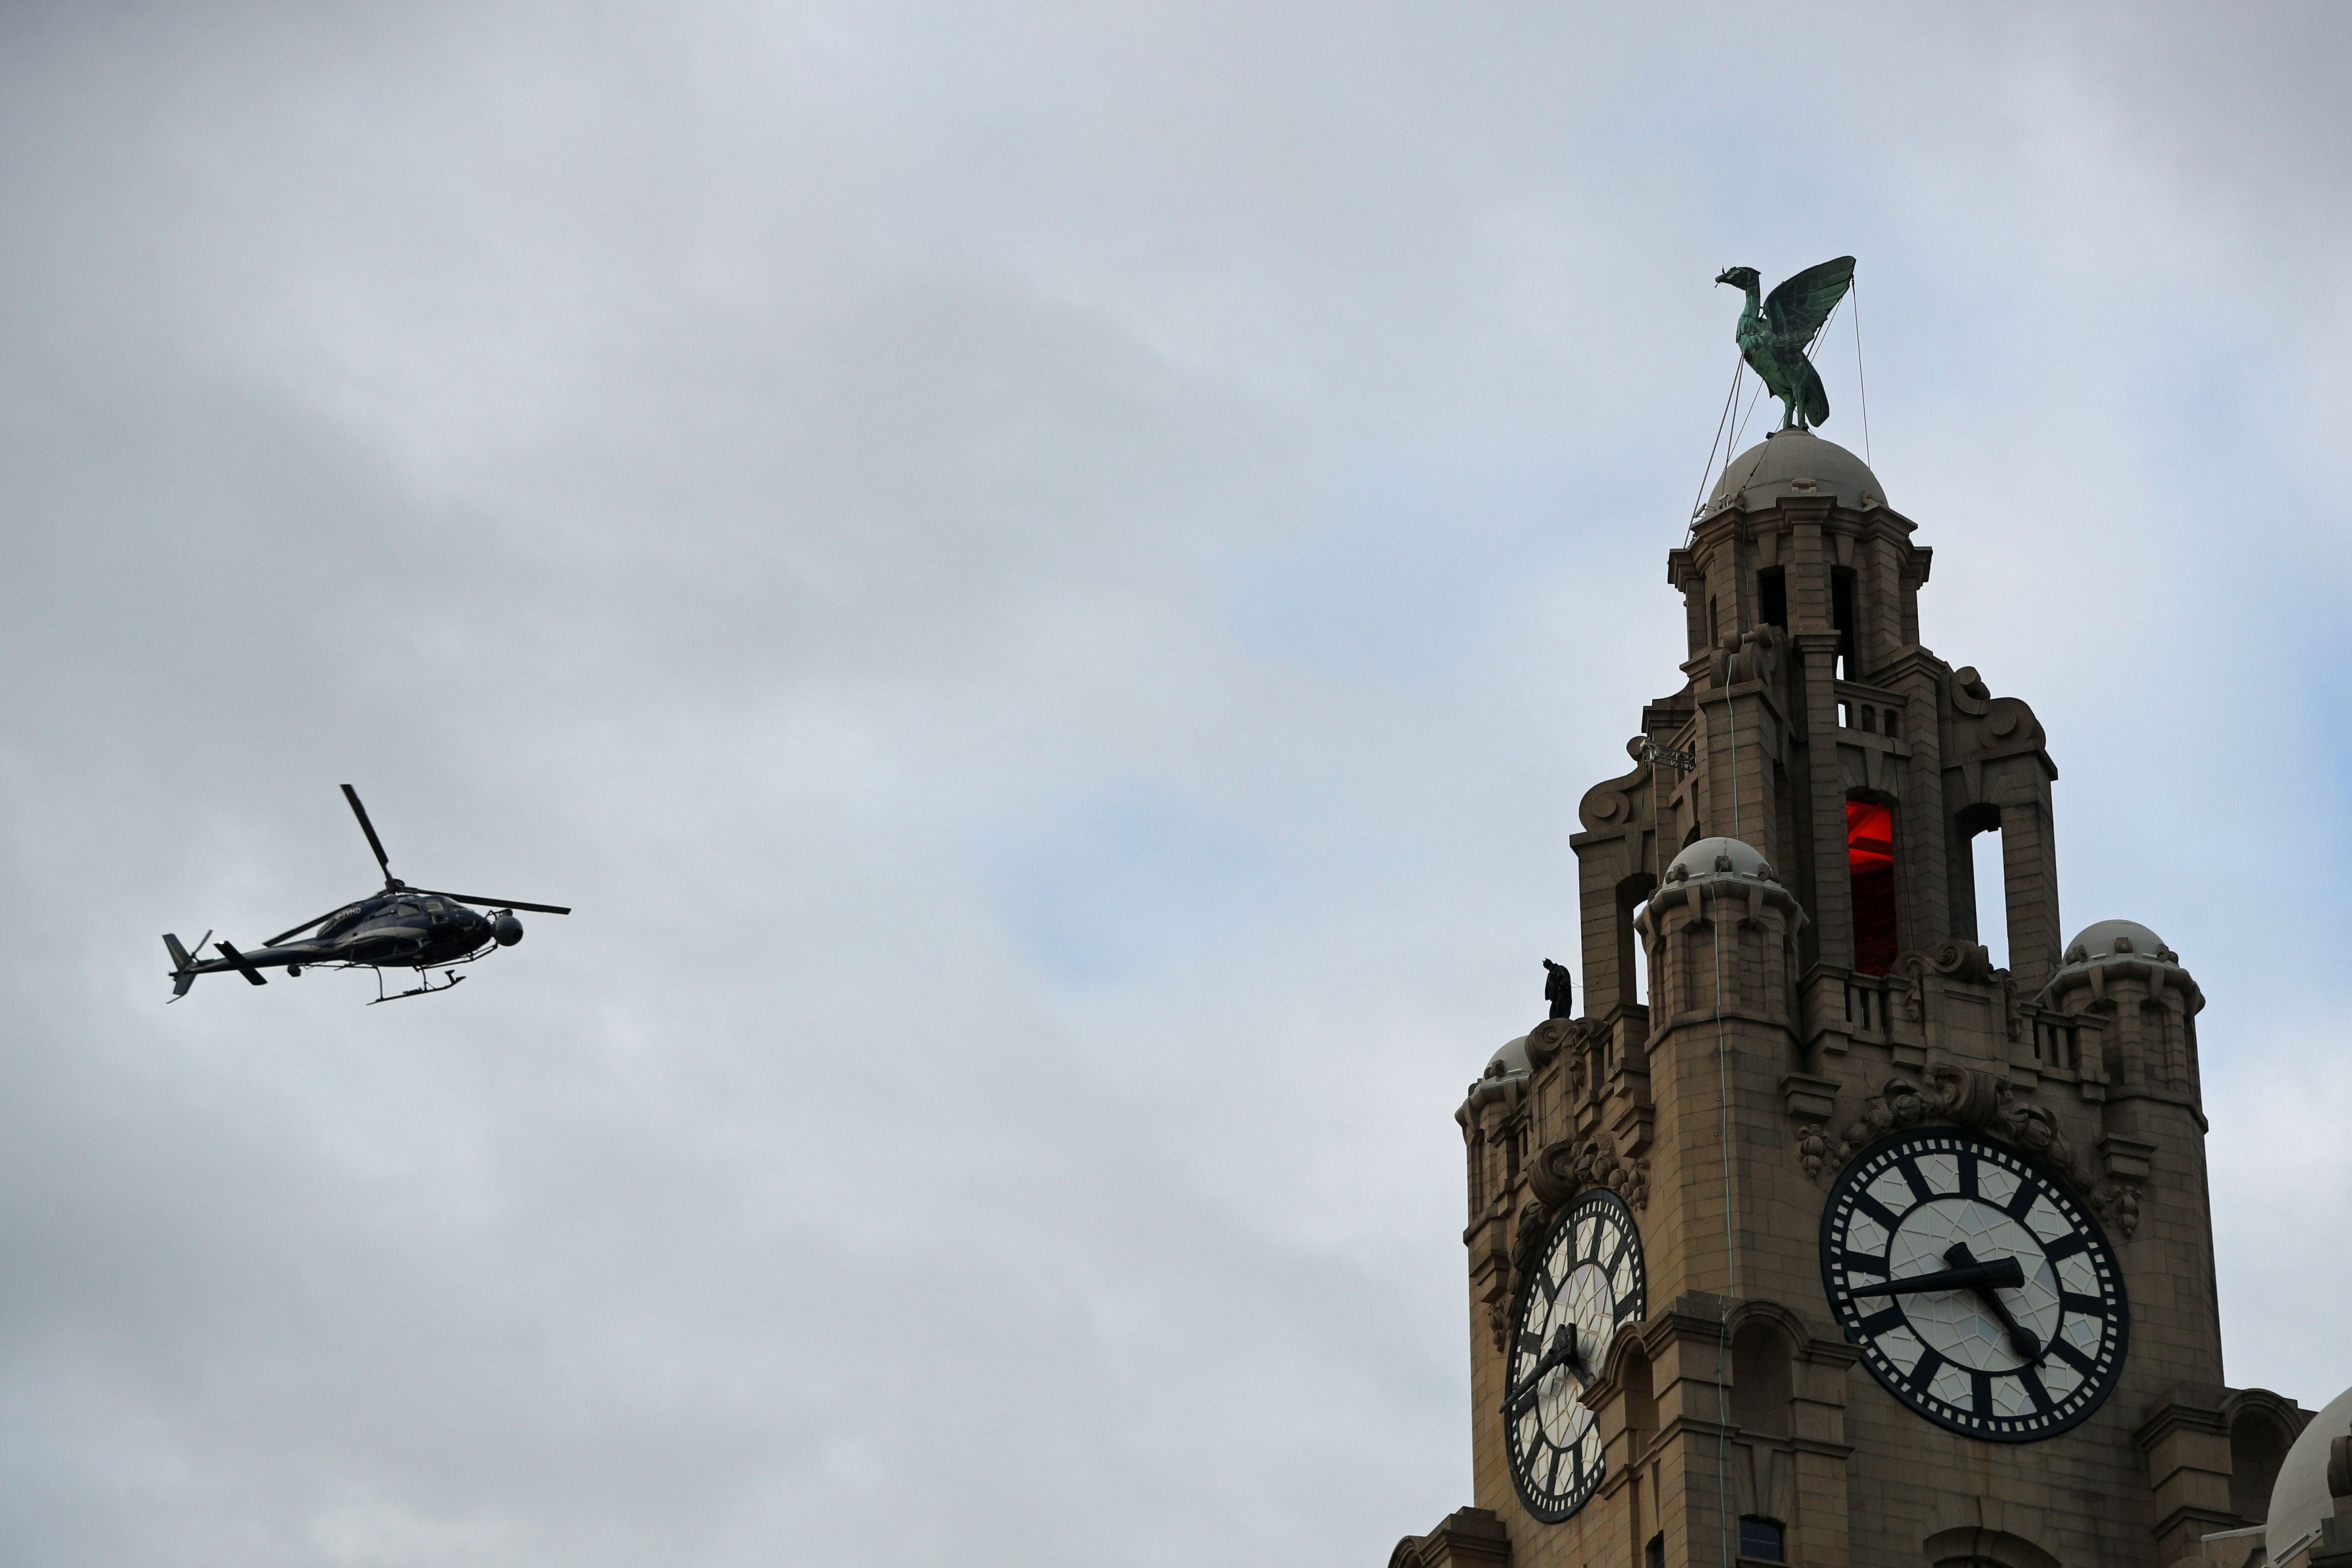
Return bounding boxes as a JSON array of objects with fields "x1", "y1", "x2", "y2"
[
  {"x1": 1885, "y1": 707, "x2": 1900, "y2": 740},
  {"x1": 1859, "y1": 705, "x2": 1877, "y2": 733},
  {"x1": 1966, "y1": 813, "x2": 2010, "y2": 972},
  {"x1": 2231, "y1": 1410, "x2": 2294, "y2": 1524},
  {"x1": 1709, "y1": 595, "x2": 1720, "y2": 646},
  {"x1": 1836, "y1": 699, "x2": 1852, "y2": 728},
  {"x1": 1619, "y1": 876, "x2": 1656, "y2": 1008},
  {"x1": 1831, "y1": 566, "x2": 1858, "y2": 679},
  {"x1": 1758, "y1": 567, "x2": 1786, "y2": 630},
  {"x1": 2034, "y1": 1020, "x2": 2079, "y2": 1070},
  {"x1": 1739, "y1": 1517, "x2": 1786, "y2": 1562},
  {"x1": 1646, "y1": 1535, "x2": 1665, "y2": 1568},
  {"x1": 1730, "y1": 1324, "x2": 1792, "y2": 1435},
  {"x1": 1847, "y1": 799, "x2": 1897, "y2": 974}
]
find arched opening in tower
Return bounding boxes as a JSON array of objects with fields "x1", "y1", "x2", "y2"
[{"x1": 1847, "y1": 799, "x2": 1897, "y2": 974}]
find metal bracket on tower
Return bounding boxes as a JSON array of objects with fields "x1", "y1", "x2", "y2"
[{"x1": 1634, "y1": 736, "x2": 1697, "y2": 773}]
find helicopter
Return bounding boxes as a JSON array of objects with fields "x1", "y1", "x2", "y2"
[{"x1": 163, "y1": 785, "x2": 570, "y2": 1004}]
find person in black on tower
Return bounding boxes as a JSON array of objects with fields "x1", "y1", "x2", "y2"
[{"x1": 1542, "y1": 959, "x2": 1573, "y2": 1020}]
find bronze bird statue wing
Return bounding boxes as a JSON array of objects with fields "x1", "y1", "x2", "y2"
[{"x1": 1714, "y1": 256, "x2": 1855, "y2": 430}]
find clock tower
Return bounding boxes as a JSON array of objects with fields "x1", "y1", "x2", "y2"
[{"x1": 1393, "y1": 428, "x2": 2308, "y2": 1568}]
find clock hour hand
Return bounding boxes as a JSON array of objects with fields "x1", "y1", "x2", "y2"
[
  {"x1": 1501, "y1": 1324, "x2": 1583, "y2": 1417},
  {"x1": 1941, "y1": 1243, "x2": 2043, "y2": 1363}
]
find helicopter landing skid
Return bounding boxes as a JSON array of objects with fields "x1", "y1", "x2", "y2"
[{"x1": 370, "y1": 970, "x2": 466, "y2": 1005}]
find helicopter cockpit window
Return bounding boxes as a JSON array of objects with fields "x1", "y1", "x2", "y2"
[{"x1": 424, "y1": 899, "x2": 444, "y2": 912}]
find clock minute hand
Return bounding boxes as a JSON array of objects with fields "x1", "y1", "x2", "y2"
[
  {"x1": 1500, "y1": 1325, "x2": 1582, "y2": 1417},
  {"x1": 1846, "y1": 1255, "x2": 2025, "y2": 1298}
]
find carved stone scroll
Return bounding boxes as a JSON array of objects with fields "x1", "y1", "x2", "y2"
[
  {"x1": 1526, "y1": 1134, "x2": 1650, "y2": 1215},
  {"x1": 1788, "y1": 1065, "x2": 2138, "y2": 1237}
]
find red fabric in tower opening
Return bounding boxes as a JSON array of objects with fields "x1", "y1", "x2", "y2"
[{"x1": 1847, "y1": 799, "x2": 1898, "y2": 975}]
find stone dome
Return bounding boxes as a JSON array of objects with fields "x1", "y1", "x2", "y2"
[
  {"x1": 1483, "y1": 1034, "x2": 1531, "y2": 1080},
  {"x1": 1665, "y1": 836, "x2": 1779, "y2": 885},
  {"x1": 2261, "y1": 1383, "x2": 2352, "y2": 1564},
  {"x1": 1707, "y1": 428, "x2": 1885, "y2": 512},
  {"x1": 2060, "y1": 919, "x2": 2179, "y2": 969}
]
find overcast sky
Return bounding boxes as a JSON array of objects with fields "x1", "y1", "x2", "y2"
[{"x1": 3, "y1": 2, "x2": 2349, "y2": 1563}]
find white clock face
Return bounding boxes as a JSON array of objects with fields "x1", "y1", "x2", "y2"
[
  {"x1": 1820, "y1": 1127, "x2": 2128, "y2": 1442},
  {"x1": 1504, "y1": 1189, "x2": 1647, "y2": 1521}
]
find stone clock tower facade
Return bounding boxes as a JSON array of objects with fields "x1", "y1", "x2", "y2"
[{"x1": 1393, "y1": 429, "x2": 2311, "y2": 1568}]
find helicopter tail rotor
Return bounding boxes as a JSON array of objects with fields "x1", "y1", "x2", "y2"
[{"x1": 162, "y1": 930, "x2": 209, "y2": 999}]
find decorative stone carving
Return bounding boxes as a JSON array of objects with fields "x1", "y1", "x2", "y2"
[
  {"x1": 1494, "y1": 1133, "x2": 1653, "y2": 1342},
  {"x1": 1509, "y1": 1197, "x2": 1549, "y2": 1277},
  {"x1": 1896, "y1": 939, "x2": 1997, "y2": 991},
  {"x1": 1577, "y1": 759, "x2": 1648, "y2": 835},
  {"x1": 2090, "y1": 1180, "x2": 2143, "y2": 1241},
  {"x1": 1525, "y1": 1014, "x2": 1600, "y2": 1099},
  {"x1": 1522, "y1": 1015, "x2": 1579, "y2": 1069},
  {"x1": 1795, "y1": 1121, "x2": 1833, "y2": 1181},
  {"x1": 1493, "y1": 1197, "x2": 1552, "y2": 1348},
  {"x1": 1792, "y1": 1066, "x2": 2129, "y2": 1234},
  {"x1": 1527, "y1": 1134, "x2": 1650, "y2": 1214},
  {"x1": 1889, "y1": 940, "x2": 2022, "y2": 1039},
  {"x1": 1706, "y1": 620, "x2": 1788, "y2": 696}
]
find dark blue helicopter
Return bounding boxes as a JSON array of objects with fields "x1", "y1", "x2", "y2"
[{"x1": 164, "y1": 785, "x2": 570, "y2": 1004}]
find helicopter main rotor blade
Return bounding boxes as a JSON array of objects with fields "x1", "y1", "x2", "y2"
[
  {"x1": 413, "y1": 889, "x2": 572, "y2": 915},
  {"x1": 341, "y1": 784, "x2": 396, "y2": 883},
  {"x1": 264, "y1": 905, "x2": 352, "y2": 947}
]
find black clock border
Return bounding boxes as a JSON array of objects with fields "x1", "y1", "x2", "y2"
[
  {"x1": 1505, "y1": 1186, "x2": 1648, "y2": 1522},
  {"x1": 1817, "y1": 1123, "x2": 2131, "y2": 1445}
]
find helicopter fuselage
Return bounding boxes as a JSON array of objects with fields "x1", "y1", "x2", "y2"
[{"x1": 181, "y1": 894, "x2": 522, "y2": 980}]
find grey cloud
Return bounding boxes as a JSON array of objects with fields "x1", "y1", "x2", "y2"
[{"x1": 2, "y1": 2, "x2": 2348, "y2": 1563}]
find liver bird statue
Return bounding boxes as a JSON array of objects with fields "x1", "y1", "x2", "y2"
[{"x1": 1714, "y1": 257, "x2": 1855, "y2": 430}]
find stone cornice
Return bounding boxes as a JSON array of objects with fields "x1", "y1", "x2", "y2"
[{"x1": 2046, "y1": 958, "x2": 2205, "y2": 1017}]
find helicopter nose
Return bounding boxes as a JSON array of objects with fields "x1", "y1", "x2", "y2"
[{"x1": 493, "y1": 914, "x2": 524, "y2": 946}]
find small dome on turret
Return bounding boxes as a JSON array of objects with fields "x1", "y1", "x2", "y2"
[
  {"x1": 1707, "y1": 428, "x2": 1885, "y2": 512},
  {"x1": 1483, "y1": 1034, "x2": 1531, "y2": 1080},
  {"x1": 2059, "y1": 919, "x2": 2180, "y2": 970},
  {"x1": 1665, "y1": 836, "x2": 1779, "y2": 885},
  {"x1": 2257, "y1": 1384, "x2": 2352, "y2": 1565}
]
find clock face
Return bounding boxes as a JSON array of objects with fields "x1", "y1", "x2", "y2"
[
  {"x1": 1820, "y1": 1126, "x2": 2128, "y2": 1442},
  {"x1": 1503, "y1": 1189, "x2": 1647, "y2": 1521}
]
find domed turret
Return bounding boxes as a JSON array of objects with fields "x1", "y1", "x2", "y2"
[
  {"x1": 1633, "y1": 837, "x2": 1806, "y2": 1023},
  {"x1": 1483, "y1": 1034, "x2": 1531, "y2": 1081},
  {"x1": 2044, "y1": 917, "x2": 2203, "y2": 1106},
  {"x1": 2059, "y1": 918, "x2": 2179, "y2": 969},
  {"x1": 1707, "y1": 427, "x2": 1886, "y2": 513},
  {"x1": 1663, "y1": 836, "x2": 1781, "y2": 886},
  {"x1": 2258, "y1": 1384, "x2": 2352, "y2": 1565}
]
